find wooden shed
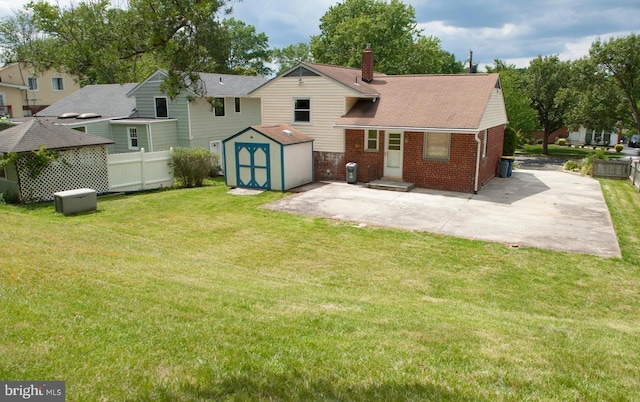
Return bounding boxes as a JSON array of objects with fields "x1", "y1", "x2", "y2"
[{"x1": 223, "y1": 124, "x2": 314, "y2": 191}]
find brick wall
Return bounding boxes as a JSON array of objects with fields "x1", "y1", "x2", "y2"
[
  {"x1": 339, "y1": 126, "x2": 505, "y2": 193},
  {"x1": 314, "y1": 151, "x2": 346, "y2": 181}
]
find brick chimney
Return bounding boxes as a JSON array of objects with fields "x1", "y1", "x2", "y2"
[{"x1": 361, "y1": 44, "x2": 374, "y2": 83}]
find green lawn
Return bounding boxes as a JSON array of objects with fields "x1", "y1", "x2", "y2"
[
  {"x1": 517, "y1": 144, "x2": 623, "y2": 158},
  {"x1": 1, "y1": 179, "x2": 639, "y2": 401}
]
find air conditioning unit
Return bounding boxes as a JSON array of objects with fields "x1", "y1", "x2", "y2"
[{"x1": 53, "y1": 188, "x2": 97, "y2": 216}]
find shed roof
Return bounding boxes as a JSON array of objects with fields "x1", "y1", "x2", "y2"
[
  {"x1": 225, "y1": 124, "x2": 314, "y2": 146},
  {"x1": 36, "y1": 83, "x2": 138, "y2": 119},
  {"x1": 336, "y1": 73, "x2": 503, "y2": 131},
  {"x1": 0, "y1": 119, "x2": 114, "y2": 153}
]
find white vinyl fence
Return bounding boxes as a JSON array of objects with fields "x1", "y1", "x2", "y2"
[
  {"x1": 630, "y1": 158, "x2": 640, "y2": 192},
  {"x1": 108, "y1": 148, "x2": 174, "y2": 192}
]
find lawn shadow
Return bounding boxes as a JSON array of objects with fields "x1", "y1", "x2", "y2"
[{"x1": 151, "y1": 372, "x2": 475, "y2": 401}]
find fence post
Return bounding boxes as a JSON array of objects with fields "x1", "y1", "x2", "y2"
[{"x1": 140, "y1": 148, "x2": 146, "y2": 191}]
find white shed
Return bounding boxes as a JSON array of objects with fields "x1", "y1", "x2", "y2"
[{"x1": 223, "y1": 124, "x2": 314, "y2": 191}]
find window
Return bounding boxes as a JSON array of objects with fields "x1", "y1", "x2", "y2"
[
  {"x1": 0, "y1": 165, "x2": 6, "y2": 179},
  {"x1": 365, "y1": 130, "x2": 379, "y2": 151},
  {"x1": 128, "y1": 127, "x2": 139, "y2": 150},
  {"x1": 28, "y1": 77, "x2": 38, "y2": 91},
  {"x1": 293, "y1": 98, "x2": 310, "y2": 123},
  {"x1": 213, "y1": 97, "x2": 225, "y2": 117},
  {"x1": 424, "y1": 132, "x2": 450, "y2": 160},
  {"x1": 51, "y1": 77, "x2": 64, "y2": 91},
  {"x1": 482, "y1": 129, "x2": 488, "y2": 158},
  {"x1": 155, "y1": 97, "x2": 168, "y2": 118},
  {"x1": 234, "y1": 97, "x2": 241, "y2": 113}
]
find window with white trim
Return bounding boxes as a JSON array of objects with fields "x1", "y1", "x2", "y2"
[
  {"x1": 293, "y1": 98, "x2": 310, "y2": 123},
  {"x1": 234, "y1": 97, "x2": 241, "y2": 113},
  {"x1": 128, "y1": 127, "x2": 139, "y2": 150},
  {"x1": 365, "y1": 130, "x2": 379, "y2": 151},
  {"x1": 424, "y1": 132, "x2": 450, "y2": 160},
  {"x1": 28, "y1": 77, "x2": 38, "y2": 91},
  {"x1": 51, "y1": 77, "x2": 64, "y2": 91},
  {"x1": 155, "y1": 97, "x2": 168, "y2": 118}
]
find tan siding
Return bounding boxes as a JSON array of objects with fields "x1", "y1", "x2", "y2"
[
  {"x1": 479, "y1": 89, "x2": 508, "y2": 130},
  {"x1": 254, "y1": 76, "x2": 358, "y2": 153}
]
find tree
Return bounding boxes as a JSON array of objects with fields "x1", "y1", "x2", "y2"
[
  {"x1": 222, "y1": 18, "x2": 272, "y2": 76},
  {"x1": 271, "y1": 42, "x2": 313, "y2": 75},
  {"x1": 0, "y1": 9, "x2": 48, "y2": 65},
  {"x1": 310, "y1": 0, "x2": 459, "y2": 75},
  {"x1": 486, "y1": 59, "x2": 538, "y2": 140},
  {"x1": 588, "y1": 33, "x2": 640, "y2": 134},
  {"x1": 522, "y1": 55, "x2": 574, "y2": 155}
]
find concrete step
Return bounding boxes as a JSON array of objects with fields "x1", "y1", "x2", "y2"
[{"x1": 367, "y1": 179, "x2": 415, "y2": 192}]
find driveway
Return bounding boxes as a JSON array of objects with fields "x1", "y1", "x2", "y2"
[{"x1": 264, "y1": 169, "x2": 621, "y2": 258}]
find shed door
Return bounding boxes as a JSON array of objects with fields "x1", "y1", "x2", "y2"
[{"x1": 235, "y1": 142, "x2": 271, "y2": 189}]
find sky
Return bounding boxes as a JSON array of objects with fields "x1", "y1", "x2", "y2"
[{"x1": 1, "y1": 0, "x2": 638, "y2": 70}]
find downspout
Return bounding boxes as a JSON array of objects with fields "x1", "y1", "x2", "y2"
[{"x1": 474, "y1": 131, "x2": 481, "y2": 194}]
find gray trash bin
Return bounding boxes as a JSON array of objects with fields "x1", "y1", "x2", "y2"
[
  {"x1": 346, "y1": 162, "x2": 358, "y2": 184},
  {"x1": 499, "y1": 159, "x2": 509, "y2": 178}
]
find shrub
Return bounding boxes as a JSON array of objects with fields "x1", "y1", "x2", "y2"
[
  {"x1": 503, "y1": 126, "x2": 517, "y2": 156},
  {"x1": 0, "y1": 188, "x2": 18, "y2": 204},
  {"x1": 169, "y1": 147, "x2": 216, "y2": 188},
  {"x1": 615, "y1": 144, "x2": 624, "y2": 153},
  {"x1": 563, "y1": 160, "x2": 581, "y2": 172},
  {"x1": 581, "y1": 150, "x2": 609, "y2": 176},
  {"x1": 536, "y1": 138, "x2": 544, "y2": 145},
  {"x1": 557, "y1": 138, "x2": 567, "y2": 146}
]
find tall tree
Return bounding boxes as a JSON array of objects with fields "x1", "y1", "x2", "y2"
[
  {"x1": 223, "y1": 18, "x2": 272, "y2": 76},
  {"x1": 271, "y1": 42, "x2": 313, "y2": 75},
  {"x1": 588, "y1": 33, "x2": 640, "y2": 134},
  {"x1": 486, "y1": 59, "x2": 538, "y2": 138},
  {"x1": 522, "y1": 55, "x2": 574, "y2": 155},
  {"x1": 310, "y1": 0, "x2": 459, "y2": 75}
]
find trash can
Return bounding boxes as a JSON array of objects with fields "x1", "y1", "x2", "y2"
[
  {"x1": 346, "y1": 162, "x2": 358, "y2": 184},
  {"x1": 499, "y1": 158, "x2": 509, "y2": 178}
]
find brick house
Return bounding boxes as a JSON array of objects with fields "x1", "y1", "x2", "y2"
[{"x1": 250, "y1": 46, "x2": 508, "y2": 193}]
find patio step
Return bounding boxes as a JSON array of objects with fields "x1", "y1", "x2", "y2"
[{"x1": 367, "y1": 179, "x2": 415, "y2": 192}]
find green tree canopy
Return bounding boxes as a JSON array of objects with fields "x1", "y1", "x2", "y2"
[
  {"x1": 310, "y1": 0, "x2": 460, "y2": 75},
  {"x1": 522, "y1": 55, "x2": 574, "y2": 155},
  {"x1": 271, "y1": 42, "x2": 314, "y2": 75},
  {"x1": 588, "y1": 33, "x2": 640, "y2": 133}
]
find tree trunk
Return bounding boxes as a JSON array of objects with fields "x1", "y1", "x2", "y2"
[{"x1": 542, "y1": 131, "x2": 550, "y2": 155}]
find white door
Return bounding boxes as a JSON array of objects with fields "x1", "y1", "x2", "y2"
[
  {"x1": 209, "y1": 140, "x2": 224, "y2": 173},
  {"x1": 384, "y1": 132, "x2": 403, "y2": 178}
]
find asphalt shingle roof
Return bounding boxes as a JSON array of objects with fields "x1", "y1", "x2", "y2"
[
  {"x1": 336, "y1": 73, "x2": 502, "y2": 130},
  {"x1": 0, "y1": 119, "x2": 114, "y2": 153},
  {"x1": 36, "y1": 83, "x2": 138, "y2": 118},
  {"x1": 199, "y1": 72, "x2": 269, "y2": 97}
]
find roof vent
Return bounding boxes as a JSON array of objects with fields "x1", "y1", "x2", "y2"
[
  {"x1": 282, "y1": 129, "x2": 293, "y2": 136},
  {"x1": 58, "y1": 112, "x2": 79, "y2": 119},
  {"x1": 77, "y1": 112, "x2": 102, "y2": 119},
  {"x1": 219, "y1": 77, "x2": 224, "y2": 85}
]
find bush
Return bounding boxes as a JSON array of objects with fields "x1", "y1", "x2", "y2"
[
  {"x1": 169, "y1": 147, "x2": 217, "y2": 188},
  {"x1": 563, "y1": 160, "x2": 581, "y2": 172},
  {"x1": 557, "y1": 138, "x2": 567, "y2": 146},
  {"x1": 503, "y1": 126, "x2": 517, "y2": 156},
  {"x1": 0, "y1": 188, "x2": 18, "y2": 204},
  {"x1": 615, "y1": 144, "x2": 624, "y2": 153}
]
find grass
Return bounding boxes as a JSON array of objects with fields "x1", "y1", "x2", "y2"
[
  {"x1": 1, "y1": 179, "x2": 640, "y2": 401},
  {"x1": 517, "y1": 144, "x2": 623, "y2": 158}
]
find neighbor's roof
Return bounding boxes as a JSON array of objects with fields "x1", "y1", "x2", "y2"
[
  {"x1": 36, "y1": 83, "x2": 138, "y2": 119},
  {"x1": 336, "y1": 73, "x2": 503, "y2": 131},
  {"x1": 0, "y1": 119, "x2": 114, "y2": 153},
  {"x1": 199, "y1": 72, "x2": 269, "y2": 97}
]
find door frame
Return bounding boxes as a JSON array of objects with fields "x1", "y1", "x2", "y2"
[
  {"x1": 383, "y1": 131, "x2": 403, "y2": 178},
  {"x1": 234, "y1": 142, "x2": 271, "y2": 190}
]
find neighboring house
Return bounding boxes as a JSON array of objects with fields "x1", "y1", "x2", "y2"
[
  {"x1": 250, "y1": 46, "x2": 508, "y2": 193},
  {"x1": 0, "y1": 119, "x2": 114, "y2": 202},
  {"x1": 36, "y1": 83, "x2": 138, "y2": 154},
  {"x1": 37, "y1": 70, "x2": 268, "y2": 166},
  {"x1": 0, "y1": 63, "x2": 81, "y2": 117},
  {"x1": 566, "y1": 126, "x2": 620, "y2": 146},
  {"x1": 533, "y1": 127, "x2": 568, "y2": 144}
]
